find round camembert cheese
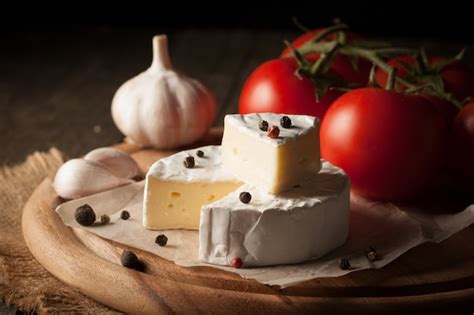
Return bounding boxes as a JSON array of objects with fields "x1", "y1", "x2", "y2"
[
  {"x1": 199, "y1": 158, "x2": 350, "y2": 267},
  {"x1": 144, "y1": 145, "x2": 350, "y2": 267}
]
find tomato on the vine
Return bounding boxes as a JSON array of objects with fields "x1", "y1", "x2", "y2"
[
  {"x1": 320, "y1": 87, "x2": 448, "y2": 201},
  {"x1": 432, "y1": 57, "x2": 474, "y2": 101},
  {"x1": 449, "y1": 102, "x2": 474, "y2": 194},
  {"x1": 375, "y1": 55, "x2": 474, "y2": 99},
  {"x1": 375, "y1": 55, "x2": 474, "y2": 125},
  {"x1": 280, "y1": 28, "x2": 372, "y2": 86},
  {"x1": 239, "y1": 58, "x2": 342, "y2": 118}
]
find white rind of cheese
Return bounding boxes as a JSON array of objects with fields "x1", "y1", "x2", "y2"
[
  {"x1": 222, "y1": 113, "x2": 321, "y2": 194},
  {"x1": 224, "y1": 113, "x2": 317, "y2": 146},
  {"x1": 147, "y1": 145, "x2": 236, "y2": 182},
  {"x1": 199, "y1": 160, "x2": 350, "y2": 267},
  {"x1": 143, "y1": 145, "x2": 242, "y2": 230}
]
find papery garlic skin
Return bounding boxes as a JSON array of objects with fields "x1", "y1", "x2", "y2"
[
  {"x1": 54, "y1": 159, "x2": 134, "y2": 199},
  {"x1": 84, "y1": 147, "x2": 139, "y2": 179},
  {"x1": 111, "y1": 35, "x2": 216, "y2": 149}
]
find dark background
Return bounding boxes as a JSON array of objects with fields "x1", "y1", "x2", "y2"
[
  {"x1": 1, "y1": 3, "x2": 474, "y2": 313},
  {"x1": 3, "y1": 1, "x2": 473, "y2": 38},
  {"x1": 1, "y1": 2, "x2": 474, "y2": 165}
]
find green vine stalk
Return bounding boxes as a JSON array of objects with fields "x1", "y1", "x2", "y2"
[{"x1": 283, "y1": 23, "x2": 466, "y2": 108}]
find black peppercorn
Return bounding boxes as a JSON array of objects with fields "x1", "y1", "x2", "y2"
[
  {"x1": 155, "y1": 234, "x2": 168, "y2": 246},
  {"x1": 338, "y1": 258, "x2": 350, "y2": 270},
  {"x1": 74, "y1": 204, "x2": 96, "y2": 226},
  {"x1": 120, "y1": 250, "x2": 139, "y2": 269},
  {"x1": 100, "y1": 214, "x2": 110, "y2": 225},
  {"x1": 280, "y1": 116, "x2": 292, "y2": 128},
  {"x1": 120, "y1": 210, "x2": 130, "y2": 220},
  {"x1": 366, "y1": 246, "x2": 375, "y2": 252},
  {"x1": 258, "y1": 120, "x2": 269, "y2": 131},
  {"x1": 134, "y1": 260, "x2": 146, "y2": 272},
  {"x1": 183, "y1": 156, "x2": 195, "y2": 168},
  {"x1": 365, "y1": 246, "x2": 377, "y2": 262},
  {"x1": 239, "y1": 192, "x2": 252, "y2": 204},
  {"x1": 196, "y1": 150, "x2": 204, "y2": 158}
]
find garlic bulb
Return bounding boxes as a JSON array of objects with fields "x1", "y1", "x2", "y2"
[
  {"x1": 111, "y1": 35, "x2": 216, "y2": 149},
  {"x1": 54, "y1": 159, "x2": 134, "y2": 199},
  {"x1": 84, "y1": 147, "x2": 139, "y2": 179}
]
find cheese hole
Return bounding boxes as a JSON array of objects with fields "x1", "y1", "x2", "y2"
[
  {"x1": 171, "y1": 192, "x2": 181, "y2": 198},
  {"x1": 207, "y1": 195, "x2": 215, "y2": 201},
  {"x1": 232, "y1": 147, "x2": 239, "y2": 155},
  {"x1": 167, "y1": 204, "x2": 174, "y2": 208}
]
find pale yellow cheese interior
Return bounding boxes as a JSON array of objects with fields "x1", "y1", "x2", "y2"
[{"x1": 144, "y1": 177, "x2": 242, "y2": 230}]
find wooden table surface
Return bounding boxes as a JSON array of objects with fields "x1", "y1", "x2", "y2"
[{"x1": 2, "y1": 25, "x2": 474, "y2": 313}]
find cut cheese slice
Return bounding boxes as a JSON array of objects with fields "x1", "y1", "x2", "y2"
[
  {"x1": 143, "y1": 146, "x2": 242, "y2": 230},
  {"x1": 222, "y1": 113, "x2": 321, "y2": 194},
  {"x1": 199, "y1": 160, "x2": 350, "y2": 267}
]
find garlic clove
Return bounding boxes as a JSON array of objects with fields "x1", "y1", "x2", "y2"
[
  {"x1": 84, "y1": 147, "x2": 139, "y2": 179},
  {"x1": 54, "y1": 159, "x2": 134, "y2": 199}
]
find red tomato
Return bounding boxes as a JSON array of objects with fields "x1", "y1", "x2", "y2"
[
  {"x1": 422, "y1": 95, "x2": 459, "y2": 128},
  {"x1": 436, "y1": 57, "x2": 474, "y2": 101},
  {"x1": 239, "y1": 58, "x2": 342, "y2": 119},
  {"x1": 449, "y1": 102, "x2": 474, "y2": 195},
  {"x1": 320, "y1": 88, "x2": 448, "y2": 201},
  {"x1": 280, "y1": 29, "x2": 372, "y2": 85}
]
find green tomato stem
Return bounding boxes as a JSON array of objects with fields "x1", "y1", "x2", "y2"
[
  {"x1": 386, "y1": 67, "x2": 397, "y2": 91},
  {"x1": 297, "y1": 41, "x2": 417, "y2": 89},
  {"x1": 339, "y1": 46, "x2": 418, "y2": 90},
  {"x1": 368, "y1": 63, "x2": 378, "y2": 87},
  {"x1": 292, "y1": 17, "x2": 312, "y2": 33},
  {"x1": 311, "y1": 24, "x2": 349, "y2": 43}
]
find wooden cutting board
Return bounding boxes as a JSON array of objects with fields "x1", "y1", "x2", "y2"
[{"x1": 21, "y1": 129, "x2": 474, "y2": 314}]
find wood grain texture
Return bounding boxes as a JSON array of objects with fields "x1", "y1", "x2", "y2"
[{"x1": 21, "y1": 140, "x2": 474, "y2": 314}]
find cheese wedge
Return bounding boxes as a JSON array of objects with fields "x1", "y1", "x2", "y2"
[
  {"x1": 143, "y1": 146, "x2": 242, "y2": 230},
  {"x1": 222, "y1": 113, "x2": 321, "y2": 194},
  {"x1": 199, "y1": 160, "x2": 350, "y2": 267}
]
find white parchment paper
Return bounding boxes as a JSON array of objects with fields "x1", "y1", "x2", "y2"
[{"x1": 56, "y1": 181, "x2": 474, "y2": 288}]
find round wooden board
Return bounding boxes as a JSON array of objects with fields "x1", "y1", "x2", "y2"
[{"x1": 22, "y1": 129, "x2": 474, "y2": 314}]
